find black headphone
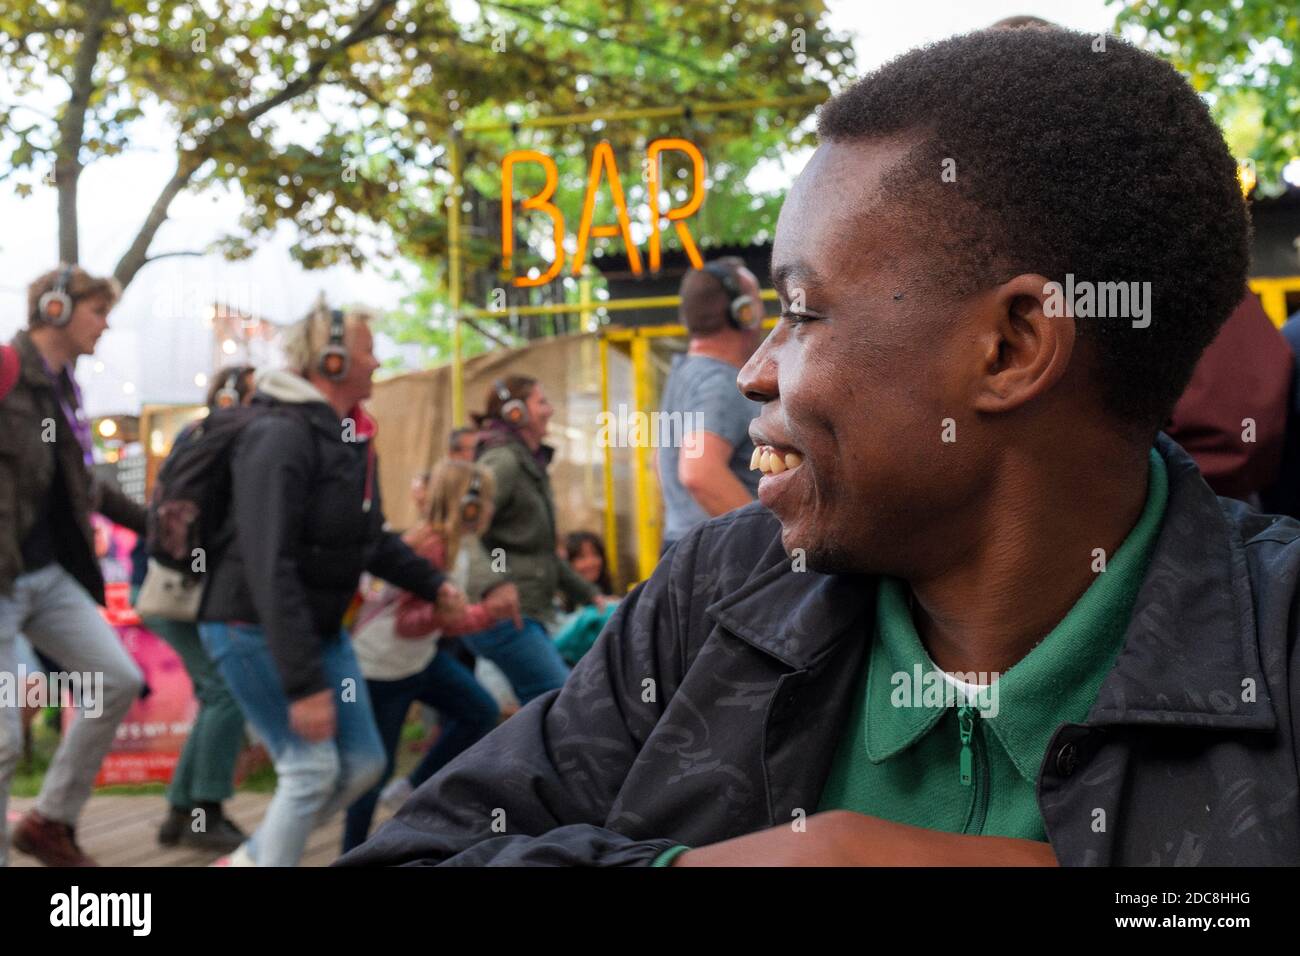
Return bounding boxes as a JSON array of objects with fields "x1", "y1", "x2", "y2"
[
  {"x1": 702, "y1": 262, "x2": 761, "y2": 330},
  {"x1": 317, "y1": 308, "x2": 350, "y2": 381},
  {"x1": 494, "y1": 379, "x2": 528, "y2": 428},
  {"x1": 460, "y1": 470, "x2": 484, "y2": 526},
  {"x1": 38, "y1": 264, "x2": 76, "y2": 327}
]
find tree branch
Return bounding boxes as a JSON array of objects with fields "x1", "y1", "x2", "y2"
[
  {"x1": 112, "y1": 1, "x2": 399, "y2": 291},
  {"x1": 143, "y1": 249, "x2": 206, "y2": 263},
  {"x1": 112, "y1": 155, "x2": 202, "y2": 287},
  {"x1": 56, "y1": 0, "x2": 115, "y2": 264},
  {"x1": 463, "y1": 315, "x2": 517, "y2": 350}
]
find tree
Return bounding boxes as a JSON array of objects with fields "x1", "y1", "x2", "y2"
[
  {"x1": 1114, "y1": 0, "x2": 1299, "y2": 194},
  {"x1": 0, "y1": 0, "x2": 854, "y2": 301},
  {"x1": 381, "y1": 0, "x2": 856, "y2": 358}
]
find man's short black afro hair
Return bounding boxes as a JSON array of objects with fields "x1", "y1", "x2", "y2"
[{"x1": 817, "y1": 28, "x2": 1251, "y2": 431}]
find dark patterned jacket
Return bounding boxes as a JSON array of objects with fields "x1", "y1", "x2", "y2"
[{"x1": 338, "y1": 434, "x2": 1300, "y2": 866}]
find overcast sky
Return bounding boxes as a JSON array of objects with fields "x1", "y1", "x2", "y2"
[{"x1": 1, "y1": 0, "x2": 1118, "y2": 416}]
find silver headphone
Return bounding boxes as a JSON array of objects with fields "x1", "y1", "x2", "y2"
[{"x1": 37, "y1": 264, "x2": 75, "y2": 327}]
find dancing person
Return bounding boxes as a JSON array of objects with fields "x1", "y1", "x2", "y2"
[
  {"x1": 342, "y1": 459, "x2": 518, "y2": 852},
  {"x1": 2, "y1": 266, "x2": 146, "y2": 867},
  {"x1": 144, "y1": 366, "x2": 256, "y2": 852},
  {"x1": 197, "y1": 303, "x2": 466, "y2": 866}
]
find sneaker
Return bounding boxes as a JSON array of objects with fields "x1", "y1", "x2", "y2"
[
  {"x1": 11, "y1": 810, "x2": 98, "y2": 867},
  {"x1": 210, "y1": 842, "x2": 256, "y2": 867},
  {"x1": 379, "y1": 776, "x2": 413, "y2": 809},
  {"x1": 157, "y1": 805, "x2": 189, "y2": 846},
  {"x1": 179, "y1": 803, "x2": 247, "y2": 852}
]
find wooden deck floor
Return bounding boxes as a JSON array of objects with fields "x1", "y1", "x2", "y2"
[{"x1": 7, "y1": 792, "x2": 395, "y2": 867}]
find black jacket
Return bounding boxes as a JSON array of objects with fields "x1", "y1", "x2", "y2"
[
  {"x1": 199, "y1": 371, "x2": 446, "y2": 701},
  {"x1": 337, "y1": 435, "x2": 1300, "y2": 866},
  {"x1": 0, "y1": 331, "x2": 146, "y2": 604}
]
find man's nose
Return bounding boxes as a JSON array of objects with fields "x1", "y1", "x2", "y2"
[{"x1": 737, "y1": 339, "x2": 777, "y2": 404}]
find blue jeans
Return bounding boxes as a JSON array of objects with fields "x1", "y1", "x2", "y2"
[
  {"x1": 460, "y1": 617, "x2": 570, "y2": 704},
  {"x1": 341, "y1": 651, "x2": 498, "y2": 853},
  {"x1": 197, "y1": 622, "x2": 385, "y2": 867}
]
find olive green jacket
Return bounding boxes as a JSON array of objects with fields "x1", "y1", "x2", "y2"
[{"x1": 477, "y1": 427, "x2": 598, "y2": 626}]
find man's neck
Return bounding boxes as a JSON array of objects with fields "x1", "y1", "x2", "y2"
[
  {"x1": 906, "y1": 434, "x2": 1153, "y2": 676},
  {"x1": 687, "y1": 330, "x2": 750, "y2": 368},
  {"x1": 307, "y1": 375, "x2": 353, "y2": 419},
  {"x1": 28, "y1": 328, "x2": 74, "y2": 372}
]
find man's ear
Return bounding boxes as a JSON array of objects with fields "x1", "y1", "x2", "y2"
[{"x1": 971, "y1": 274, "x2": 1075, "y2": 414}]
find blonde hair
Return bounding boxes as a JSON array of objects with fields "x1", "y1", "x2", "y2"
[
  {"x1": 281, "y1": 300, "x2": 375, "y2": 376},
  {"x1": 420, "y1": 459, "x2": 496, "y2": 567},
  {"x1": 28, "y1": 266, "x2": 121, "y2": 328}
]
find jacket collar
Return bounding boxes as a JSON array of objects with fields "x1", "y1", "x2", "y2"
[
  {"x1": 13, "y1": 329, "x2": 61, "y2": 390},
  {"x1": 478, "y1": 419, "x2": 554, "y2": 472},
  {"x1": 251, "y1": 368, "x2": 377, "y2": 440},
  {"x1": 1087, "y1": 433, "x2": 1274, "y2": 732},
  {"x1": 706, "y1": 434, "x2": 1276, "y2": 733},
  {"x1": 253, "y1": 367, "x2": 331, "y2": 406}
]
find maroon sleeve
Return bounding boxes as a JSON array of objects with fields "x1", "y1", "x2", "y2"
[{"x1": 1167, "y1": 292, "x2": 1293, "y2": 499}]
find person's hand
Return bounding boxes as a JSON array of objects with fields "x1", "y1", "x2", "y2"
[
  {"x1": 593, "y1": 593, "x2": 611, "y2": 612},
  {"x1": 435, "y1": 581, "x2": 467, "y2": 622},
  {"x1": 483, "y1": 582, "x2": 523, "y2": 630},
  {"x1": 670, "y1": 810, "x2": 1059, "y2": 867},
  {"x1": 289, "y1": 688, "x2": 336, "y2": 743}
]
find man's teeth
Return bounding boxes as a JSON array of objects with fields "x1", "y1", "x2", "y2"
[{"x1": 750, "y1": 445, "x2": 804, "y2": 475}]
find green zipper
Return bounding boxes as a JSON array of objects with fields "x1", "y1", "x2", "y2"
[{"x1": 957, "y1": 704, "x2": 990, "y2": 835}]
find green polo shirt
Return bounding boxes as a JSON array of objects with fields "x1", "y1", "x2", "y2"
[{"x1": 816, "y1": 447, "x2": 1168, "y2": 841}]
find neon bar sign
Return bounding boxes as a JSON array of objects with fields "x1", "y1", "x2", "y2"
[{"x1": 501, "y1": 138, "x2": 705, "y2": 287}]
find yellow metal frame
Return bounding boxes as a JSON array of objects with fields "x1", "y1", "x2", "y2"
[
  {"x1": 599, "y1": 309, "x2": 781, "y2": 585},
  {"x1": 446, "y1": 93, "x2": 823, "y2": 426},
  {"x1": 1250, "y1": 277, "x2": 1300, "y2": 327},
  {"x1": 446, "y1": 95, "x2": 821, "y2": 585},
  {"x1": 446, "y1": 98, "x2": 1300, "y2": 587}
]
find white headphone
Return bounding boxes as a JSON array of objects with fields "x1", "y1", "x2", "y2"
[{"x1": 37, "y1": 264, "x2": 75, "y2": 327}]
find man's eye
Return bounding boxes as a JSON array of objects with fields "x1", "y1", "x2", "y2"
[{"x1": 780, "y1": 310, "x2": 818, "y2": 324}]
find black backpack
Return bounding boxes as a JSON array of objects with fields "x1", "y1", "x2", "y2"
[{"x1": 147, "y1": 405, "x2": 266, "y2": 577}]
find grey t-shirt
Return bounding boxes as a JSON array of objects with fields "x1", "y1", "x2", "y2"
[{"x1": 657, "y1": 353, "x2": 762, "y2": 544}]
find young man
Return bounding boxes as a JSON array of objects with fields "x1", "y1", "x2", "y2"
[
  {"x1": 1, "y1": 266, "x2": 147, "y2": 867},
  {"x1": 339, "y1": 29, "x2": 1292, "y2": 867},
  {"x1": 657, "y1": 258, "x2": 767, "y2": 551},
  {"x1": 198, "y1": 304, "x2": 467, "y2": 866}
]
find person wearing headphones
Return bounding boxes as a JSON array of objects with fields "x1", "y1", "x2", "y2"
[
  {"x1": 1, "y1": 265, "x2": 147, "y2": 867},
  {"x1": 196, "y1": 301, "x2": 468, "y2": 867},
  {"x1": 467, "y1": 375, "x2": 599, "y2": 703},
  {"x1": 656, "y1": 257, "x2": 767, "y2": 552},
  {"x1": 342, "y1": 458, "x2": 518, "y2": 853},
  {"x1": 137, "y1": 365, "x2": 256, "y2": 853}
]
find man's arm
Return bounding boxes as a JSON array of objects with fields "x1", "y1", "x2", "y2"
[
  {"x1": 363, "y1": 457, "x2": 448, "y2": 603},
  {"x1": 93, "y1": 478, "x2": 148, "y2": 535},
  {"x1": 367, "y1": 531, "x2": 448, "y2": 604},
  {"x1": 672, "y1": 810, "x2": 1058, "y2": 866},
  {"x1": 678, "y1": 431, "x2": 754, "y2": 517},
  {"x1": 334, "y1": 530, "x2": 699, "y2": 867}
]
